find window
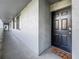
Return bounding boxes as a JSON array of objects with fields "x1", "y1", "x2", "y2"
[
  {"x1": 55, "y1": 20, "x2": 59, "y2": 30},
  {"x1": 61, "y1": 18, "x2": 68, "y2": 30},
  {"x1": 16, "y1": 15, "x2": 20, "y2": 29},
  {"x1": 13, "y1": 18, "x2": 15, "y2": 29}
]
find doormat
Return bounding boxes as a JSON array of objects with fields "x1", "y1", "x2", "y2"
[{"x1": 51, "y1": 47, "x2": 72, "y2": 59}]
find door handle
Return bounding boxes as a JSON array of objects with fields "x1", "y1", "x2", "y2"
[{"x1": 69, "y1": 27, "x2": 72, "y2": 31}]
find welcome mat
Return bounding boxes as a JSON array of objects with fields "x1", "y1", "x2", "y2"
[{"x1": 51, "y1": 47, "x2": 72, "y2": 59}]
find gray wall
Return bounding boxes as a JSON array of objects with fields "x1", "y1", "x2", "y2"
[
  {"x1": 39, "y1": 0, "x2": 51, "y2": 55},
  {"x1": 72, "y1": 0, "x2": 79, "y2": 58},
  {"x1": 9, "y1": 0, "x2": 51, "y2": 56},
  {"x1": 10, "y1": 0, "x2": 39, "y2": 55},
  {"x1": 0, "y1": 29, "x2": 3, "y2": 42},
  {"x1": 0, "y1": 20, "x2": 3, "y2": 58},
  {"x1": 0, "y1": 28, "x2": 3, "y2": 58}
]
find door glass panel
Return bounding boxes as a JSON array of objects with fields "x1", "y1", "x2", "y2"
[
  {"x1": 55, "y1": 20, "x2": 59, "y2": 30},
  {"x1": 61, "y1": 19, "x2": 68, "y2": 30}
]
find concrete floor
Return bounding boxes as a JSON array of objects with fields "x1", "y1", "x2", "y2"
[{"x1": 1, "y1": 31, "x2": 62, "y2": 59}]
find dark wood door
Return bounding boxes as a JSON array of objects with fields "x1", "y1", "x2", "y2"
[{"x1": 51, "y1": 7, "x2": 72, "y2": 53}]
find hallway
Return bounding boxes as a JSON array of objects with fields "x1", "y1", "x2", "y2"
[
  {"x1": 1, "y1": 31, "x2": 61, "y2": 59},
  {"x1": 0, "y1": 0, "x2": 72, "y2": 59}
]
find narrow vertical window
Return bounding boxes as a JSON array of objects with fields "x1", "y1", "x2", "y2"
[
  {"x1": 16, "y1": 15, "x2": 20, "y2": 29},
  {"x1": 13, "y1": 18, "x2": 15, "y2": 29}
]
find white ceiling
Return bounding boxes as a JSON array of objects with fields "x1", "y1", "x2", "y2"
[
  {"x1": 0, "y1": 0, "x2": 31, "y2": 23},
  {"x1": 0, "y1": 0, "x2": 59, "y2": 23}
]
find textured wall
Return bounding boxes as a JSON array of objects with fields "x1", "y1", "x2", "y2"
[
  {"x1": 0, "y1": 20, "x2": 3, "y2": 58},
  {"x1": 72, "y1": 0, "x2": 79, "y2": 59},
  {"x1": 20, "y1": 0, "x2": 39, "y2": 55},
  {"x1": 39, "y1": 0, "x2": 51, "y2": 55},
  {"x1": 10, "y1": 0, "x2": 39, "y2": 55},
  {"x1": 10, "y1": 0, "x2": 51, "y2": 56},
  {"x1": 0, "y1": 28, "x2": 3, "y2": 59}
]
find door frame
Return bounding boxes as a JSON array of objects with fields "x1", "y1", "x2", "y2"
[{"x1": 51, "y1": 6, "x2": 72, "y2": 53}]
